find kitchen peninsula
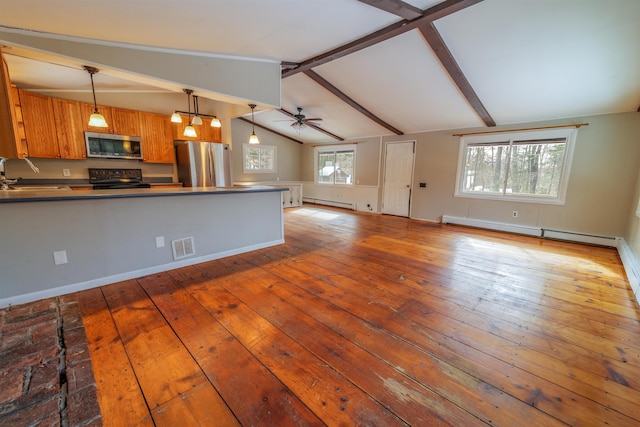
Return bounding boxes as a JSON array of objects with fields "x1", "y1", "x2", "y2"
[{"x1": 0, "y1": 186, "x2": 286, "y2": 307}]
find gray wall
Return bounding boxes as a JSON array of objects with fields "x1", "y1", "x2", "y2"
[
  {"x1": 384, "y1": 112, "x2": 639, "y2": 237},
  {"x1": 1, "y1": 191, "x2": 284, "y2": 306},
  {"x1": 231, "y1": 118, "x2": 302, "y2": 183}
]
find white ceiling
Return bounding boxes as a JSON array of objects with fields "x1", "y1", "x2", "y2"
[{"x1": 0, "y1": 0, "x2": 638, "y2": 144}]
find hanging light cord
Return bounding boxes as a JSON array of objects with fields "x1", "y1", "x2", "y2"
[
  {"x1": 250, "y1": 103, "x2": 257, "y2": 132},
  {"x1": 89, "y1": 73, "x2": 99, "y2": 113}
]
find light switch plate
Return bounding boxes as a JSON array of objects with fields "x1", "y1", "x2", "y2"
[
  {"x1": 156, "y1": 236, "x2": 165, "y2": 248},
  {"x1": 62, "y1": 169, "x2": 71, "y2": 177}
]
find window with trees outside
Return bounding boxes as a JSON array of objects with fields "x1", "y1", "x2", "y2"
[
  {"x1": 243, "y1": 144, "x2": 276, "y2": 173},
  {"x1": 315, "y1": 144, "x2": 356, "y2": 185},
  {"x1": 455, "y1": 128, "x2": 577, "y2": 204}
]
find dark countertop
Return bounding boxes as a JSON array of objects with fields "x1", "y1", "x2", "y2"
[{"x1": 0, "y1": 185, "x2": 287, "y2": 204}]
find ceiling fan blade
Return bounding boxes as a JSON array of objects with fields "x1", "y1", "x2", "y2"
[{"x1": 304, "y1": 118, "x2": 323, "y2": 121}]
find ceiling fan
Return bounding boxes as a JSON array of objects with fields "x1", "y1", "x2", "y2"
[
  {"x1": 278, "y1": 107, "x2": 322, "y2": 130},
  {"x1": 276, "y1": 107, "x2": 343, "y2": 141}
]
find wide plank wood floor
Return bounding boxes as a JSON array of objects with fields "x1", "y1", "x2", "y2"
[{"x1": 73, "y1": 204, "x2": 640, "y2": 426}]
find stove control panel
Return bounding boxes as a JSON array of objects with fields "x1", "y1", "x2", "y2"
[{"x1": 88, "y1": 168, "x2": 144, "y2": 183}]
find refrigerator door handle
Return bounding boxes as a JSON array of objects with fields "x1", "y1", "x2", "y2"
[{"x1": 207, "y1": 144, "x2": 215, "y2": 185}]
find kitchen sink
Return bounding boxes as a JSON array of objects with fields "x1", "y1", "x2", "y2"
[{"x1": 6, "y1": 185, "x2": 72, "y2": 191}]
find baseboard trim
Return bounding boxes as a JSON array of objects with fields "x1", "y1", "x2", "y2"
[
  {"x1": 617, "y1": 238, "x2": 640, "y2": 306},
  {"x1": 0, "y1": 238, "x2": 284, "y2": 308}
]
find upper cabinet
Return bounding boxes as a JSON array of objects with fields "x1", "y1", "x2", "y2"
[
  {"x1": 139, "y1": 112, "x2": 175, "y2": 163},
  {"x1": 51, "y1": 98, "x2": 87, "y2": 159},
  {"x1": 111, "y1": 107, "x2": 141, "y2": 136},
  {"x1": 19, "y1": 89, "x2": 59, "y2": 158},
  {"x1": 0, "y1": 51, "x2": 27, "y2": 159}
]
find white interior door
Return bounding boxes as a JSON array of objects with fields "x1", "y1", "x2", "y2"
[{"x1": 382, "y1": 141, "x2": 415, "y2": 217}]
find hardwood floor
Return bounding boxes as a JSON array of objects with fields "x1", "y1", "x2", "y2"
[{"x1": 74, "y1": 205, "x2": 640, "y2": 426}]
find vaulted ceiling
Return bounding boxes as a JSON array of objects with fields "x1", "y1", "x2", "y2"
[{"x1": 1, "y1": 0, "x2": 638, "y2": 144}]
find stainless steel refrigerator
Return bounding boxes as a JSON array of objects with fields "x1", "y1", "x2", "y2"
[{"x1": 175, "y1": 141, "x2": 232, "y2": 187}]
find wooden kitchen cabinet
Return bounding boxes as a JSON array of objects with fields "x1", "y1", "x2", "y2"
[
  {"x1": 18, "y1": 89, "x2": 59, "y2": 158},
  {"x1": 51, "y1": 98, "x2": 87, "y2": 159},
  {"x1": 139, "y1": 112, "x2": 174, "y2": 163},
  {"x1": 198, "y1": 117, "x2": 222, "y2": 142},
  {"x1": 0, "y1": 51, "x2": 28, "y2": 159},
  {"x1": 111, "y1": 107, "x2": 140, "y2": 136}
]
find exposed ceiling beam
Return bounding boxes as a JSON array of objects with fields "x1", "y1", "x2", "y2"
[
  {"x1": 418, "y1": 22, "x2": 495, "y2": 127},
  {"x1": 237, "y1": 116, "x2": 305, "y2": 144},
  {"x1": 303, "y1": 69, "x2": 403, "y2": 135},
  {"x1": 279, "y1": 108, "x2": 345, "y2": 141},
  {"x1": 356, "y1": 0, "x2": 422, "y2": 20},
  {"x1": 282, "y1": 0, "x2": 483, "y2": 78}
]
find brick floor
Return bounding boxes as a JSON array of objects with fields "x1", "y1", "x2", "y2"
[{"x1": 0, "y1": 297, "x2": 103, "y2": 426}]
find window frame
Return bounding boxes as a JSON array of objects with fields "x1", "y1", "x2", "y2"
[
  {"x1": 454, "y1": 128, "x2": 577, "y2": 205},
  {"x1": 242, "y1": 143, "x2": 277, "y2": 173},
  {"x1": 314, "y1": 144, "x2": 357, "y2": 186}
]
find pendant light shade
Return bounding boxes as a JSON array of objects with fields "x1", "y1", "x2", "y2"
[
  {"x1": 170, "y1": 112, "x2": 182, "y2": 123},
  {"x1": 191, "y1": 115, "x2": 203, "y2": 126},
  {"x1": 83, "y1": 65, "x2": 108, "y2": 128},
  {"x1": 210, "y1": 117, "x2": 221, "y2": 128},
  {"x1": 248, "y1": 103, "x2": 259, "y2": 144},
  {"x1": 182, "y1": 89, "x2": 197, "y2": 138},
  {"x1": 183, "y1": 125, "x2": 197, "y2": 137}
]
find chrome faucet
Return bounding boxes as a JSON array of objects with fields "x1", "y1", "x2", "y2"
[{"x1": 0, "y1": 157, "x2": 23, "y2": 190}]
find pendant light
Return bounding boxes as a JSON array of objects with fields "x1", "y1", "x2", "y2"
[
  {"x1": 170, "y1": 112, "x2": 182, "y2": 123},
  {"x1": 182, "y1": 89, "x2": 197, "y2": 138},
  {"x1": 248, "y1": 103, "x2": 259, "y2": 144},
  {"x1": 210, "y1": 116, "x2": 221, "y2": 128},
  {"x1": 191, "y1": 95, "x2": 203, "y2": 125},
  {"x1": 82, "y1": 66, "x2": 108, "y2": 128}
]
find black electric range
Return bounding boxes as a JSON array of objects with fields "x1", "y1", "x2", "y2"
[{"x1": 88, "y1": 168, "x2": 151, "y2": 189}]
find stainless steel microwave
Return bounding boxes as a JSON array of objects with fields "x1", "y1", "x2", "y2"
[{"x1": 85, "y1": 132, "x2": 142, "y2": 160}]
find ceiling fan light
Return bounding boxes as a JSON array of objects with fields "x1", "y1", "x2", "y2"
[
  {"x1": 191, "y1": 115, "x2": 203, "y2": 125},
  {"x1": 249, "y1": 132, "x2": 260, "y2": 145},
  {"x1": 183, "y1": 125, "x2": 197, "y2": 138},
  {"x1": 170, "y1": 112, "x2": 182, "y2": 123},
  {"x1": 89, "y1": 112, "x2": 108, "y2": 128},
  {"x1": 211, "y1": 117, "x2": 221, "y2": 128}
]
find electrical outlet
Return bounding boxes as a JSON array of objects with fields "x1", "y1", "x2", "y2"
[
  {"x1": 62, "y1": 168, "x2": 71, "y2": 177},
  {"x1": 53, "y1": 250, "x2": 68, "y2": 265},
  {"x1": 512, "y1": 211, "x2": 518, "y2": 218}
]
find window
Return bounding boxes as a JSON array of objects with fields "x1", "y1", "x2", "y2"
[
  {"x1": 315, "y1": 144, "x2": 356, "y2": 185},
  {"x1": 455, "y1": 129, "x2": 577, "y2": 204},
  {"x1": 243, "y1": 144, "x2": 276, "y2": 173}
]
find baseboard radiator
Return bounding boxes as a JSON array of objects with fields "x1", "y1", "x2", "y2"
[
  {"x1": 541, "y1": 229, "x2": 619, "y2": 248},
  {"x1": 302, "y1": 197, "x2": 355, "y2": 210},
  {"x1": 441, "y1": 215, "x2": 618, "y2": 247},
  {"x1": 441, "y1": 215, "x2": 542, "y2": 237}
]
